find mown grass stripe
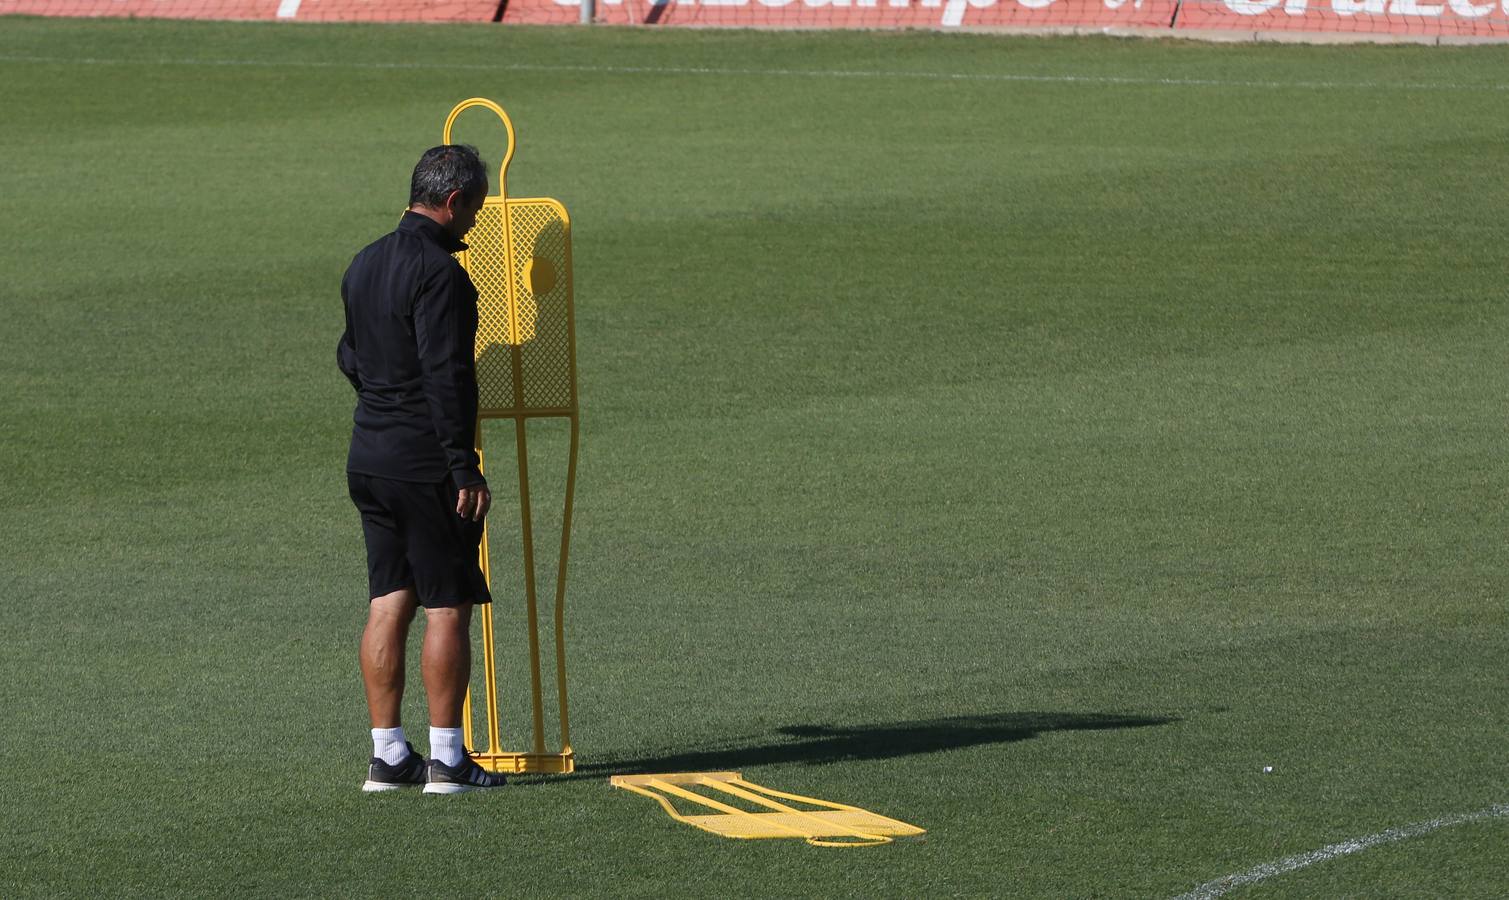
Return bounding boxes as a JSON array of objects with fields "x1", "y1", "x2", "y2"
[{"x1": 1, "y1": 51, "x2": 1508, "y2": 91}]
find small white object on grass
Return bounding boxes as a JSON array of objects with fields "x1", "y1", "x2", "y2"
[{"x1": 1262, "y1": 766, "x2": 1274, "y2": 773}]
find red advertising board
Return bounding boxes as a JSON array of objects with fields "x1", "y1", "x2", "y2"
[
  {"x1": 290, "y1": 0, "x2": 498, "y2": 20},
  {"x1": 1174, "y1": 0, "x2": 1509, "y2": 36},
  {"x1": 502, "y1": 0, "x2": 1177, "y2": 29},
  {"x1": 5, "y1": 0, "x2": 1502, "y2": 35},
  {"x1": 0, "y1": 0, "x2": 499, "y2": 21}
]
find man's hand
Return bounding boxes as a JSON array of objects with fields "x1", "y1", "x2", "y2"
[{"x1": 457, "y1": 484, "x2": 491, "y2": 522}]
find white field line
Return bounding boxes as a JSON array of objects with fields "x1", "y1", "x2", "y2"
[
  {"x1": 274, "y1": 0, "x2": 303, "y2": 18},
  {"x1": 1, "y1": 52, "x2": 1508, "y2": 92},
  {"x1": 1172, "y1": 803, "x2": 1509, "y2": 900}
]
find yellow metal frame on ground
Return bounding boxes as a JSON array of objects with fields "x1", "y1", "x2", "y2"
[
  {"x1": 445, "y1": 98, "x2": 577, "y2": 775},
  {"x1": 611, "y1": 773, "x2": 925, "y2": 847}
]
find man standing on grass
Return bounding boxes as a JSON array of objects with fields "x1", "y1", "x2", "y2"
[{"x1": 337, "y1": 145, "x2": 506, "y2": 795}]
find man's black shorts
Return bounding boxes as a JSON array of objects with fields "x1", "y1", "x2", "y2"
[{"x1": 347, "y1": 472, "x2": 492, "y2": 609}]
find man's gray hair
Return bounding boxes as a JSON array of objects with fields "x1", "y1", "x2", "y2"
[{"x1": 409, "y1": 144, "x2": 488, "y2": 208}]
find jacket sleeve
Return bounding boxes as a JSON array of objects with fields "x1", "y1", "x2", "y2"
[
  {"x1": 413, "y1": 259, "x2": 485, "y2": 490},
  {"x1": 337, "y1": 273, "x2": 362, "y2": 391}
]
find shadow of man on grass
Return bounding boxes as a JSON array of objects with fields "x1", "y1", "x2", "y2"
[{"x1": 572, "y1": 711, "x2": 1177, "y2": 777}]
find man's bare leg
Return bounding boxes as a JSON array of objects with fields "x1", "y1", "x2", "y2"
[
  {"x1": 421, "y1": 603, "x2": 473, "y2": 728},
  {"x1": 361, "y1": 588, "x2": 419, "y2": 728},
  {"x1": 421, "y1": 602, "x2": 505, "y2": 791}
]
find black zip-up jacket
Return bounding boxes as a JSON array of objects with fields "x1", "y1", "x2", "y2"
[{"x1": 337, "y1": 211, "x2": 485, "y2": 491}]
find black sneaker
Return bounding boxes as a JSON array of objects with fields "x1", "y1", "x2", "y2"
[
  {"x1": 362, "y1": 743, "x2": 427, "y2": 792},
  {"x1": 423, "y1": 755, "x2": 508, "y2": 794}
]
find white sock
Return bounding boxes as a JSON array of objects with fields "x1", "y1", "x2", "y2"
[
  {"x1": 430, "y1": 727, "x2": 465, "y2": 767},
  {"x1": 372, "y1": 727, "x2": 408, "y2": 765}
]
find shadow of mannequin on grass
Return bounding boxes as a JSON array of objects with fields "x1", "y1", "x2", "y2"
[{"x1": 532, "y1": 712, "x2": 1177, "y2": 782}]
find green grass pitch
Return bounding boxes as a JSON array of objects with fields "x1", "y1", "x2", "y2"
[{"x1": 1, "y1": 17, "x2": 1506, "y2": 896}]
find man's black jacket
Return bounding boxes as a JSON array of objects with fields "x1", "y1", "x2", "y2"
[{"x1": 338, "y1": 211, "x2": 485, "y2": 491}]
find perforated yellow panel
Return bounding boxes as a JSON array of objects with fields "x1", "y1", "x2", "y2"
[
  {"x1": 460, "y1": 197, "x2": 575, "y2": 417},
  {"x1": 510, "y1": 198, "x2": 574, "y2": 412}
]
